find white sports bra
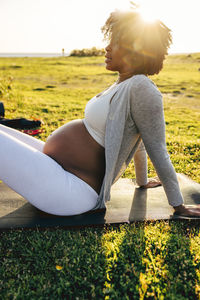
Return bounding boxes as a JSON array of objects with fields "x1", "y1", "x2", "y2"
[{"x1": 83, "y1": 83, "x2": 121, "y2": 147}]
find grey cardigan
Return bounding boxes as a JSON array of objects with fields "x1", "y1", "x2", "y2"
[{"x1": 94, "y1": 74, "x2": 184, "y2": 209}]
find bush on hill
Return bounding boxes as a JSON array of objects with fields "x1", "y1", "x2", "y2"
[{"x1": 70, "y1": 47, "x2": 105, "y2": 57}]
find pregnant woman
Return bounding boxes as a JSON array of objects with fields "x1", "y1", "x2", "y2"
[{"x1": 0, "y1": 8, "x2": 200, "y2": 217}]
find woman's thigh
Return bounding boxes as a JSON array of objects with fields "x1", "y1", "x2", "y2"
[
  {"x1": 0, "y1": 130, "x2": 98, "y2": 215},
  {"x1": 0, "y1": 124, "x2": 44, "y2": 151}
]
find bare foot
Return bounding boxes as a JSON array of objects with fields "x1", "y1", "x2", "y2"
[
  {"x1": 140, "y1": 177, "x2": 162, "y2": 189},
  {"x1": 174, "y1": 204, "x2": 200, "y2": 217}
]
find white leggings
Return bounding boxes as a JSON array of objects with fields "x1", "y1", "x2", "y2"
[{"x1": 0, "y1": 124, "x2": 98, "y2": 215}]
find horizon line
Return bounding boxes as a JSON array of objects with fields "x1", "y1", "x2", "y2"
[{"x1": 0, "y1": 51, "x2": 199, "y2": 55}]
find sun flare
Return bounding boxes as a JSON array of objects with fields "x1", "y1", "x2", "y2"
[
  {"x1": 129, "y1": 0, "x2": 167, "y2": 23},
  {"x1": 138, "y1": 5, "x2": 160, "y2": 22}
]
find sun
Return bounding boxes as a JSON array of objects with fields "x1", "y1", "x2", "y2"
[
  {"x1": 139, "y1": 5, "x2": 160, "y2": 22},
  {"x1": 131, "y1": 0, "x2": 163, "y2": 23}
]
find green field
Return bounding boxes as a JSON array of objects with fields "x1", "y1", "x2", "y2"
[{"x1": 0, "y1": 54, "x2": 200, "y2": 299}]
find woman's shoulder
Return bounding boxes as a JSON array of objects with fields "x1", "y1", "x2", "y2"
[
  {"x1": 129, "y1": 74, "x2": 161, "y2": 96},
  {"x1": 129, "y1": 74, "x2": 155, "y2": 87}
]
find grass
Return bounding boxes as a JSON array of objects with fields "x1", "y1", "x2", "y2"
[{"x1": 0, "y1": 53, "x2": 200, "y2": 299}]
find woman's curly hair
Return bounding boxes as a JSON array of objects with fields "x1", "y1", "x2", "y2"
[{"x1": 101, "y1": 7, "x2": 172, "y2": 75}]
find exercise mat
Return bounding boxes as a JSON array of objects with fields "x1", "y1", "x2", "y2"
[{"x1": 0, "y1": 174, "x2": 200, "y2": 230}]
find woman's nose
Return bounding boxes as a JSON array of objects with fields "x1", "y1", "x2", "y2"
[{"x1": 105, "y1": 44, "x2": 111, "y2": 51}]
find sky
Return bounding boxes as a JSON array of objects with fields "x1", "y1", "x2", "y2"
[{"x1": 0, "y1": 0, "x2": 199, "y2": 54}]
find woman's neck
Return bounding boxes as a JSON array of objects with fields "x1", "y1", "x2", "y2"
[
  {"x1": 116, "y1": 71, "x2": 136, "y2": 83},
  {"x1": 117, "y1": 71, "x2": 147, "y2": 84}
]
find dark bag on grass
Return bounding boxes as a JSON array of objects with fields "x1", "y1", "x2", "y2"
[
  {"x1": 0, "y1": 117, "x2": 42, "y2": 129},
  {"x1": 0, "y1": 102, "x2": 42, "y2": 129},
  {"x1": 0, "y1": 102, "x2": 5, "y2": 117}
]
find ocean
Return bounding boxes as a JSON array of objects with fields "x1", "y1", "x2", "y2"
[{"x1": 0, "y1": 53, "x2": 69, "y2": 57}]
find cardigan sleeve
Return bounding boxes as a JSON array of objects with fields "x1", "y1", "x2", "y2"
[
  {"x1": 130, "y1": 77, "x2": 183, "y2": 207},
  {"x1": 133, "y1": 140, "x2": 148, "y2": 186}
]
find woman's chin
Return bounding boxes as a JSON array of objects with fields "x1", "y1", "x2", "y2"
[{"x1": 105, "y1": 63, "x2": 114, "y2": 71}]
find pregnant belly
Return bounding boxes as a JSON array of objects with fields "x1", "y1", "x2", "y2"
[{"x1": 43, "y1": 119, "x2": 105, "y2": 194}]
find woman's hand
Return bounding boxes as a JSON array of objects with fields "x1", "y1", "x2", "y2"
[
  {"x1": 174, "y1": 204, "x2": 200, "y2": 217},
  {"x1": 140, "y1": 177, "x2": 162, "y2": 189}
]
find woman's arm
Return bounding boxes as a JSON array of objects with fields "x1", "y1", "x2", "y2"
[
  {"x1": 130, "y1": 77, "x2": 200, "y2": 216},
  {"x1": 133, "y1": 141, "x2": 161, "y2": 188},
  {"x1": 133, "y1": 141, "x2": 148, "y2": 186},
  {"x1": 130, "y1": 78, "x2": 183, "y2": 204}
]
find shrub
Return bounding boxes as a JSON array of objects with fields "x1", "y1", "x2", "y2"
[{"x1": 70, "y1": 47, "x2": 105, "y2": 57}]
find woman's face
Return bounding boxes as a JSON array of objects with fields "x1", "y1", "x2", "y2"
[{"x1": 105, "y1": 38, "x2": 132, "y2": 73}]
